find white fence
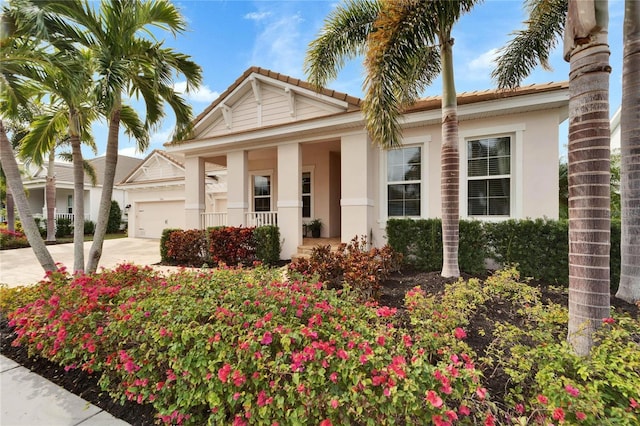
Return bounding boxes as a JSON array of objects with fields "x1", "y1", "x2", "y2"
[
  {"x1": 201, "y1": 212, "x2": 228, "y2": 228},
  {"x1": 245, "y1": 211, "x2": 278, "y2": 227}
]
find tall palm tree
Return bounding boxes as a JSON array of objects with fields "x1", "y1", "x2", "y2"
[
  {"x1": 493, "y1": 0, "x2": 612, "y2": 355},
  {"x1": 305, "y1": 0, "x2": 481, "y2": 278},
  {"x1": 0, "y1": 20, "x2": 57, "y2": 272},
  {"x1": 615, "y1": 0, "x2": 640, "y2": 304},
  {"x1": 38, "y1": 0, "x2": 203, "y2": 273}
]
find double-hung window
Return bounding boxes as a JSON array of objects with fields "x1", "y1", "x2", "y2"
[
  {"x1": 253, "y1": 175, "x2": 271, "y2": 212},
  {"x1": 302, "y1": 171, "x2": 311, "y2": 218},
  {"x1": 387, "y1": 146, "x2": 421, "y2": 217},
  {"x1": 467, "y1": 136, "x2": 511, "y2": 216}
]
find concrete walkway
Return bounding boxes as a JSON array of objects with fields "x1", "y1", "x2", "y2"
[
  {"x1": 1, "y1": 237, "x2": 167, "y2": 425},
  {"x1": 0, "y1": 238, "x2": 162, "y2": 288}
]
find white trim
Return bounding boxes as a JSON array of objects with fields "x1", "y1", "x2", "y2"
[
  {"x1": 341, "y1": 198, "x2": 374, "y2": 207},
  {"x1": 184, "y1": 203, "x2": 206, "y2": 210}
]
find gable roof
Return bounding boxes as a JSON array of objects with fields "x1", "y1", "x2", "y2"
[
  {"x1": 88, "y1": 155, "x2": 143, "y2": 186},
  {"x1": 118, "y1": 149, "x2": 184, "y2": 185}
]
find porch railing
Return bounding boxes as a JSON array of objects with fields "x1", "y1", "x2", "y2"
[
  {"x1": 33, "y1": 213, "x2": 90, "y2": 222},
  {"x1": 201, "y1": 212, "x2": 228, "y2": 228},
  {"x1": 245, "y1": 211, "x2": 278, "y2": 227}
]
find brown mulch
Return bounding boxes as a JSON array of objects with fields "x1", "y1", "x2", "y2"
[{"x1": 1, "y1": 270, "x2": 637, "y2": 425}]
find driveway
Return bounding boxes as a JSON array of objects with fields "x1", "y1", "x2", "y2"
[{"x1": 0, "y1": 238, "x2": 162, "y2": 288}]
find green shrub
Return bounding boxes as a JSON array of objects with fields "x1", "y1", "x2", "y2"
[
  {"x1": 610, "y1": 219, "x2": 621, "y2": 292},
  {"x1": 55, "y1": 217, "x2": 73, "y2": 238},
  {"x1": 160, "y1": 229, "x2": 180, "y2": 263},
  {"x1": 33, "y1": 217, "x2": 47, "y2": 237},
  {"x1": 386, "y1": 219, "x2": 487, "y2": 274},
  {"x1": 254, "y1": 225, "x2": 281, "y2": 265},
  {"x1": 7, "y1": 266, "x2": 488, "y2": 425},
  {"x1": 84, "y1": 220, "x2": 96, "y2": 235},
  {"x1": 107, "y1": 201, "x2": 122, "y2": 234}
]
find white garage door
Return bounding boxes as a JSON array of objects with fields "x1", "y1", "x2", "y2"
[{"x1": 135, "y1": 200, "x2": 185, "y2": 239}]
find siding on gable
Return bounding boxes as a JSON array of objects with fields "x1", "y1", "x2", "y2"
[
  {"x1": 231, "y1": 91, "x2": 259, "y2": 132},
  {"x1": 130, "y1": 156, "x2": 182, "y2": 183}
]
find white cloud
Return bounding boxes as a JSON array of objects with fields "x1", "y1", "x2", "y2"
[
  {"x1": 149, "y1": 127, "x2": 175, "y2": 146},
  {"x1": 118, "y1": 146, "x2": 146, "y2": 158},
  {"x1": 174, "y1": 82, "x2": 220, "y2": 103},
  {"x1": 469, "y1": 48, "x2": 499, "y2": 72},
  {"x1": 248, "y1": 12, "x2": 306, "y2": 78},
  {"x1": 244, "y1": 11, "x2": 272, "y2": 21}
]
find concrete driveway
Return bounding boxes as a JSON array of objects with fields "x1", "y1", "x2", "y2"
[{"x1": 0, "y1": 237, "x2": 162, "y2": 288}]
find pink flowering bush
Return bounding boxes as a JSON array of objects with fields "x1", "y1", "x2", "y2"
[
  {"x1": 8, "y1": 265, "x2": 489, "y2": 425},
  {"x1": 0, "y1": 227, "x2": 28, "y2": 249}
]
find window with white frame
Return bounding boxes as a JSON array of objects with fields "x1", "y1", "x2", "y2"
[
  {"x1": 387, "y1": 146, "x2": 421, "y2": 217},
  {"x1": 67, "y1": 194, "x2": 73, "y2": 214},
  {"x1": 467, "y1": 136, "x2": 511, "y2": 216},
  {"x1": 253, "y1": 174, "x2": 271, "y2": 212},
  {"x1": 302, "y1": 171, "x2": 312, "y2": 218}
]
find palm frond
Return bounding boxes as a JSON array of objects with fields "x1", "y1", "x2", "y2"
[
  {"x1": 304, "y1": 0, "x2": 381, "y2": 89},
  {"x1": 18, "y1": 110, "x2": 67, "y2": 164},
  {"x1": 118, "y1": 105, "x2": 148, "y2": 152},
  {"x1": 492, "y1": 0, "x2": 567, "y2": 89}
]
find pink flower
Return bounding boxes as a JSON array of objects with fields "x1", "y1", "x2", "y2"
[
  {"x1": 454, "y1": 327, "x2": 467, "y2": 339},
  {"x1": 330, "y1": 399, "x2": 339, "y2": 409},
  {"x1": 476, "y1": 387, "x2": 487, "y2": 400},
  {"x1": 329, "y1": 372, "x2": 338, "y2": 383},
  {"x1": 260, "y1": 331, "x2": 273, "y2": 345},
  {"x1": 95, "y1": 327, "x2": 104, "y2": 336},
  {"x1": 603, "y1": 317, "x2": 615, "y2": 324},
  {"x1": 319, "y1": 420, "x2": 332, "y2": 426},
  {"x1": 537, "y1": 394, "x2": 548, "y2": 405},
  {"x1": 337, "y1": 349, "x2": 349, "y2": 360},
  {"x1": 458, "y1": 405, "x2": 471, "y2": 416},
  {"x1": 431, "y1": 415, "x2": 451, "y2": 426},
  {"x1": 564, "y1": 384, "x2": 580, "y2": 397},
  {"x1": 630, "y1": 398, "x2": 638, "y2": 409},
  {"x1": 576, "y1": 411, "x2": 587, "y2": 421},
  {"x1": 485, "y1": 413, "x2": 495, "y2": 426},
  {"x1": 376, "y1": 306, "x2": 397, "y2": 317},
  {"x1": 552, "y1": 407, "x2": 565, "y2": 422},
  {"x1": 233, "y1": 392, "x2": 241, "y2": 400},
  {"x1": 218, "y1": 364, "x2": 232, "y2": 383},
  {"x1": 425, "y1": 390, "x2": 443, "y2": 408},
  {"x1": 515, "y1": 403, "x2": 525, "y2": 414},
  {"x1": 445, "y1": 410, "x2": 458, "y2": 421}
]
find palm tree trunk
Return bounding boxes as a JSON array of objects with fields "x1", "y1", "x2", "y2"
[
  {"x1": 86, "y1": 107, "x2": 120, "y2": 273},
  {"x1": 70, "y1": 109, "x2": 85, "y2": 273},
  {"x1": 6, "y1": 189, "x2": 15, "y2": 232},
  {"x1": 565, "y1": 0, "x2": 612, "y2": 356},
  {"x1": 46, "y1": 149, "x2": 56, "y2": 243},
  {"x1": 0, "y1": 120, "x2": 56, "y2": 272},
  {"x1": 440, "y1": 35, "x2": 460, "y2": 278},
  {"x1": 616, "y1": 0, "x2": 640, "y2": 304}
]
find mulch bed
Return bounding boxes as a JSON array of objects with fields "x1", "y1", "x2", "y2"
[{"x1": 1, "y1": 270, "x2": 637, "y2": 425}]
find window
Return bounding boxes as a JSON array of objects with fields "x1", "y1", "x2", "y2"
[
  {"x1": 67, "y1": 195, "x2": 73, "y2": 214},
  {"x1": 302, "y1": 171, "x2": 311, "y2": 218},
  {"x1": 387, "y1": 146, "x2": 421, "y2": 217},
  {"x1": 253, "y1": 175, "x2": 271, "y2": 212},
  {"x1": 467, "y1": 136, "x2": 511, "y2": 216}
]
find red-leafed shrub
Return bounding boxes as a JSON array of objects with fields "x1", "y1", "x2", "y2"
[
  {"x1": 166, "y1": 229, "x2": 208, "y2": 265},
  {"x1": 289, "y1": 235, "x2": 401, "y2": 301},
  {"x1": 208, "y1": 227, "x2": 256, "y2": 266}
]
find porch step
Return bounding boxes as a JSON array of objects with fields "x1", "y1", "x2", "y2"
[{"x1": 291, "y1": 238, "x2": 342, "y2": 261}]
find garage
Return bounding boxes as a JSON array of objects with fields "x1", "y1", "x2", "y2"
[{"x1": 134, "y1": 200, "x2": 185, "y2": 239}]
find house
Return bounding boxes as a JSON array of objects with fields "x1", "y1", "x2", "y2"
[
  {"x1": 610, "y1": 106, "x2": 621, "y2": 151},
  {"x1": 153, "y1": 66, "x2": 568, "y2": 259},
  {"x1": 21, "y1": 155, "x2": 142, "y2": 224},
  {"x1": 117, "y1": 149, "x2": 227, "y2": 238}
]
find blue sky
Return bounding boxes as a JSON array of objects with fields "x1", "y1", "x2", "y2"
[{"x1": 95, "y1": 0, "x2": 625, "y2": 160}]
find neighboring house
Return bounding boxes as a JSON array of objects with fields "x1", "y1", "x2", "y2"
[
  {"x1": 21, "y1": 155, "x2": 142, "y2": 224},
  {"x1": 611, "y1": 106, "x2": 621, "y2": 151},
  {"x1": 158, "y1": 66, "x2": 568, "y2": 259},
  {"x1": 117, "y1": 149, "x2": 227, "y2": 238}
]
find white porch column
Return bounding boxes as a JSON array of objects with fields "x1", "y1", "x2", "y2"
[
  {"x1": 227, "y1": 150, "x2": 249, "y2": 227},
  {"x1": 341, "y1": 132, "x2": 375, "y2": 243},
  {"x1": 185, "y1": 156, "x2": 205, "y2": 229},
  {"x1": 277, "y1": 142, "x2": 302, "y2": 259}
]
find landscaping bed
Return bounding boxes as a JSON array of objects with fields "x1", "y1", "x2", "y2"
[{"x1": 1, "y1": 265, "x2": 638, "y2": 425}]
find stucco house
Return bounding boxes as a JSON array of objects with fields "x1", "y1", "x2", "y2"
[
  {"x1": 134, "y1": 67, "x2": 568, "y2": 259},
  {"x1": 21, "y1": 155, "x2": 142, "y2": 224}
]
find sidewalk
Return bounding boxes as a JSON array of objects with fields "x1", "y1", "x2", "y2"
[{"x1": 1, "y1": 238, "x2": 166, "y2": 425}]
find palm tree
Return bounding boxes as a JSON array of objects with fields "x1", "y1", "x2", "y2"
[
  {"x1": 305, "y1": 0, "x2": 481, "y2": 278},
  {"x1": 493, "y1": 0, "x2": 611, "y2": 355},
  {"x1": 0, "y1": 20, "x2": 57, "y2": 272},
  {"x1": 615, "y1": 0, "x2": 640, "y2": 304},
  {"x1": 37, "y1": 0, "x2": 203, "y2": 273}
]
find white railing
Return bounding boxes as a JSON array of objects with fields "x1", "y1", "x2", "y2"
[
  {"x1": 201, "y1": 212, "x2": 228, "y2": 228},
  {"x1": 245, "y1": 211, "x2": 278, "y2": 227},
  {"x1": 34, "y1": 213, "x2": 90, "y2": 222}
]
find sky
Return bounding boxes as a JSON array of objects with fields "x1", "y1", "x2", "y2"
[{"x1": 91, "y1": 0, "x2": 625, "y2": 161}]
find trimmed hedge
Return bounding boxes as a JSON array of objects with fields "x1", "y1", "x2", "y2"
[
  {"x1": 386, "y1": 218, "x2": 622, "y2": 290},
  {"x1": 386, "y1": 218, "x2": 487, "y2": 274},
  {"x1": 160, "y1": 226, "x2": 281, "y2": 266}
]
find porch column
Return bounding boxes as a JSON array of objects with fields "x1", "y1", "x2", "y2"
[
  {"x1": 341, "y1": 132, "x2": 375, "y2": 243},
  {"x1": 227, "y1": 150, "x2": 249, "y2": 227},
  {"x1": 277, "y1": 142, "x2": 302, "y2": 259},
  {"x1": 185, "y1": 156, "x2": 205, "y2": 229}
]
